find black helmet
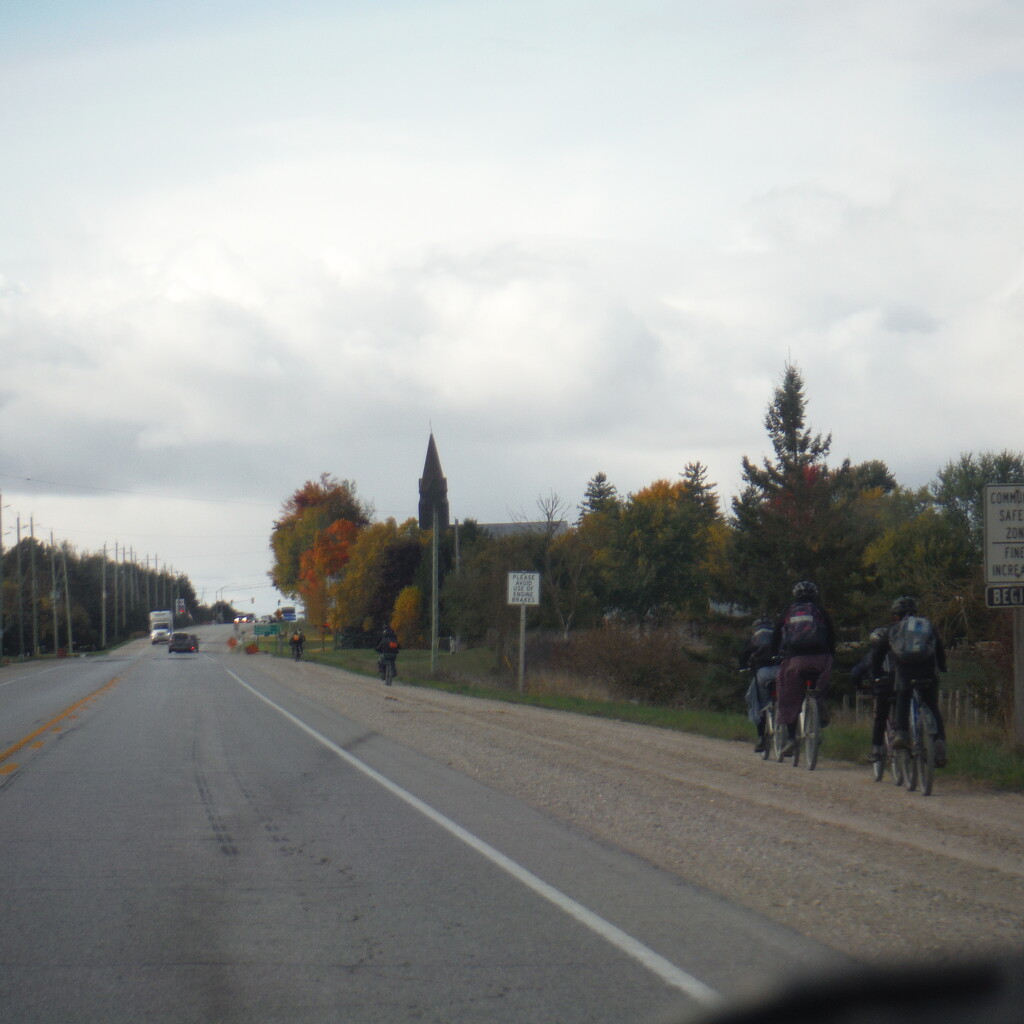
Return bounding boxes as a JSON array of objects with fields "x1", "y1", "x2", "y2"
[
  {"x1": 869, "y1": 627, "x2": 888, "y2": 644},
  {"x1": 891, "y1": 595, "x2": 917, "y2": 617},
  {"x1": 753, "y1": 616, "x2": 773, "y2": 630},
  {"x1": 793, "y1": 580, "x2": 818, "y2": 601}
]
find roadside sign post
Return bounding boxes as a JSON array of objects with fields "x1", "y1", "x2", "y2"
[
  {"x1": 507, "y1": 572, "x2": 541, "y2": 693},
  {"x1": 983, "y1": 485, "x2": 1024, "y2": 746}
]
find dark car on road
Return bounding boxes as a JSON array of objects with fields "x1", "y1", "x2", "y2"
[{"x1": 168, "y1": 631, "x2": 197, "y2": 654}]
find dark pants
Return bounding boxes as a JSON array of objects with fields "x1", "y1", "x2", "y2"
[
  {"x1": 777, "y1": 653, "x2": 832, "y2": 727},
  {"x1": 871, "y1": 678, "x2": 895, "y2": 747},
  {"x1": 872, "y1": 688, "x2": 897, "y2": 745},
  {"x1": 895, "y1": 674, "x2": 946, "y2": 740}
]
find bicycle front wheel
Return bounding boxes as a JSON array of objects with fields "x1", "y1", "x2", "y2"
[
  {"x1": 761, "y1": 705, "x2": 774, "y2": 761},
  {"x1": 889, "y1": 743, "x2": 906, "y2": 787}
]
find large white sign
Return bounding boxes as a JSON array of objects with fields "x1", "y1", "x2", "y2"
[
  {"x1": 984, "y1": 484, "x2": 1024, "y2": 585},
  {"x1": 507, "y1": 571, "x2": 541, "y2": 606}
]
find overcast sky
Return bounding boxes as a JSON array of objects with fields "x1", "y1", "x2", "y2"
[{"x1": 2, "y1": 0, "x2": 1022, "y2": 610}]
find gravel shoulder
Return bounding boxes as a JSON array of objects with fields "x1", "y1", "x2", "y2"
[{"x1": 252, "y1": 656, "x2": 1024, "y2": 965}]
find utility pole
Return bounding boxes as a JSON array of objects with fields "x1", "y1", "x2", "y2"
[
  {"x1": 101, "y1": 543, "x2": 107, "y2": 650},
  {"x1": 61, "y1": 542, "x2": 73, "y2": 656},
  {"x1": 50, "y1": 529, "x2": 59, "y2": 655},
  {"x1": 0, "y1": 491, "x2": 5, "y2": 666},
  {"x1": 16, "y1": 516, "x2": 24, "y2": 658},
  {"x1": 30, "y1": 515, "x2": 38, "y2": 657},
  {"x1": 112, "y1": 542, "x2": 119, "y2": 644}
]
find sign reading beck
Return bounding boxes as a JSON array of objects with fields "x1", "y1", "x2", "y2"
[
  {"x1": 507, "y1": 571, "x2": 541, "y2": 606},
  {"x1": 984, "y1": 485, "x2": 1024, "y2": 607},
  {"x1": 986, "y1": 586, "x2": 1024, "y2": 608}
]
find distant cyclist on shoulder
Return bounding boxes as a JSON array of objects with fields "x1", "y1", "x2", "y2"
[
  {"x1": 376, "y1": 625, "x2": 400, "y2": 681},
  {"x1": 289, "y1": 629, "x2": 305, "y2": 660},
  {"x1": 871, "y1": 596, "x2": 948, "y2": 767},
  {"x1": 739, "y1": 616, "x2": 778, "y2": 754},
  {"x1": 771, "y1": 581, "x2": 836, "y2": 757}
]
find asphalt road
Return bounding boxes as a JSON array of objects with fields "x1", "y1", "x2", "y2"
[{"x1": 0, "y1": 631, "x2": 840, "y2": 1023}]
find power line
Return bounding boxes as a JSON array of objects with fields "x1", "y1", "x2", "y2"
[{"x1": 0, "y1": 472, "x2": 279, "y2": 509}]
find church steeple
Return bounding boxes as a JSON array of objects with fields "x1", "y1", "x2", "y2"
[{"x1": 418, "y1": 433, "x2": 450, "y2": 531}]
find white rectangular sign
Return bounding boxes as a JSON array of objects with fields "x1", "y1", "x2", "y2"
[
  {"x1": 984, "y1": 484, "x2": 1024, "y2": 584},
  {"x1": 507, "y1": 571, "x2": 541, "y2": 606}
]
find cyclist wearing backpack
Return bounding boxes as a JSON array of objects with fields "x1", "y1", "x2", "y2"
[
  {"x1": 376, "y1": 625, "x2": 400, "y2": 680},
  {"x1": 852, "y1": 627, "x2": 896, "y2": 764},
  {"x1": 739, "y1": 616, "x2": 778, "y2": 753},
  {"x1": 772, "y1": 581, "x2": 836, "y2": 756},
  {"x1": 871, "y1": 596, "x2": 947, "y2": 767}
]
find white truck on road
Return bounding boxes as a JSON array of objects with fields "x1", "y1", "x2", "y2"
[{"x1": 149, "y1": 610, "x2": 173, "y2": 644}]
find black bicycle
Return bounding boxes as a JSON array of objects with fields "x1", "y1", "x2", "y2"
[
  {"x1": 761, "y1": 685, "x2": 784, "y2": 762},
  {"x1": 873, "y1": 697, "x2": 905, "y2": 785},
  {"x1": 381, "y1": 658, "x2": 396, "y2": 686},
  {"x1": 792, "y1": 669, "x2": 822, "y2": 771},
  {"x1": 905, "y1": 682, "x2": 939, "y2": 796}
]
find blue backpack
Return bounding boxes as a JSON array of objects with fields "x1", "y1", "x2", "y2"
[{"x1": 889, "y1": 616, "x2": 936, "y2": 664}]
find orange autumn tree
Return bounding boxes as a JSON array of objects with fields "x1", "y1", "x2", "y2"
[
  {"x1": 298, "y1": 519, "x2": 360, "y2": 630},
  {"x1": 270, "y1": 474, "x2": 372, "y2": 598}
]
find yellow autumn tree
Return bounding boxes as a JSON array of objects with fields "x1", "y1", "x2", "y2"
[
  {"x1": 391, "y1": 586, "x2": 424, "y2": 647},
  {"x1": 329, "y1": 518, "x2": 425, "y2": 635}
]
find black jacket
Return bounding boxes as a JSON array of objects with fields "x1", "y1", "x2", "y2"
[{"x1": 871, "y1": 619, "x2": 946, "y2": 680}]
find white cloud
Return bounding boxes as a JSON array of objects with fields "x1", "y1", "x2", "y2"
[{"x1": 2, "y1": 0, "x2": 1023, "y2": 595}]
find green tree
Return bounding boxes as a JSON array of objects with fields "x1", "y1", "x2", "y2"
[
  {"x1": 863, "y1": 507, "x2": 978, "y2": 640},
  {"x1": 930, "y1": 450, "x2": 1024, "y2": 562},
  {"x1": 609, "y1": 479, "x2": 708, "y2": 625},
  {"x1": 728, "y1": 363, "x2": 859, "y2": 618},
  {"x1": 441, "y1": 530, "x2": 543, "y2": 661},
  {"x1": 577, "y1": 472, "x2": 620, "y2": 522}
]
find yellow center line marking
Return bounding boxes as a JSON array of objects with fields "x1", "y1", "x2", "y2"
[
  {"x1": 0, "y1": 675, "x2": 122, "y2": 766},
  {"x1": 1, "y1": 764, "x2": 19, "y2": 775}
]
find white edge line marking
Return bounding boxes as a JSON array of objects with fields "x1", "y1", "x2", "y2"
[
  {"x1": 0, "y1": 665, "x2": 65, "y2": 688},
  {"x1": 224, "y1": 667, "x2": 722, "y2": 1006}
]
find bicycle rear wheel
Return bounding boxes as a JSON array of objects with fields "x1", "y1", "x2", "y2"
[
  {"x1": 791, "y1": 706, "x2": 801, "y2": 768},
  {"x1": 915, "y1": 706, "x2": 936, "y2": 796},
  {"x1": 905, "y1": 726, "x2": 919, "y2": 791},
  {"x1": 889, "y1": 744, "x2": 906, "y2": 787},
  {"x1": 885, "y1": 722, "x2": 905, "y2": 786},
  {"x1": 760, "y1": 705, "x2": 773, "y2": 761},
  {"x1": 771, "y1": 705, "x2": 786, "y2": 762},
  {"x1": 801, "y1": 696, "x2": 820, "y2": 771},
  {"x1": 384, "y1": 660, "x2": 395, "y2": 686}
]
